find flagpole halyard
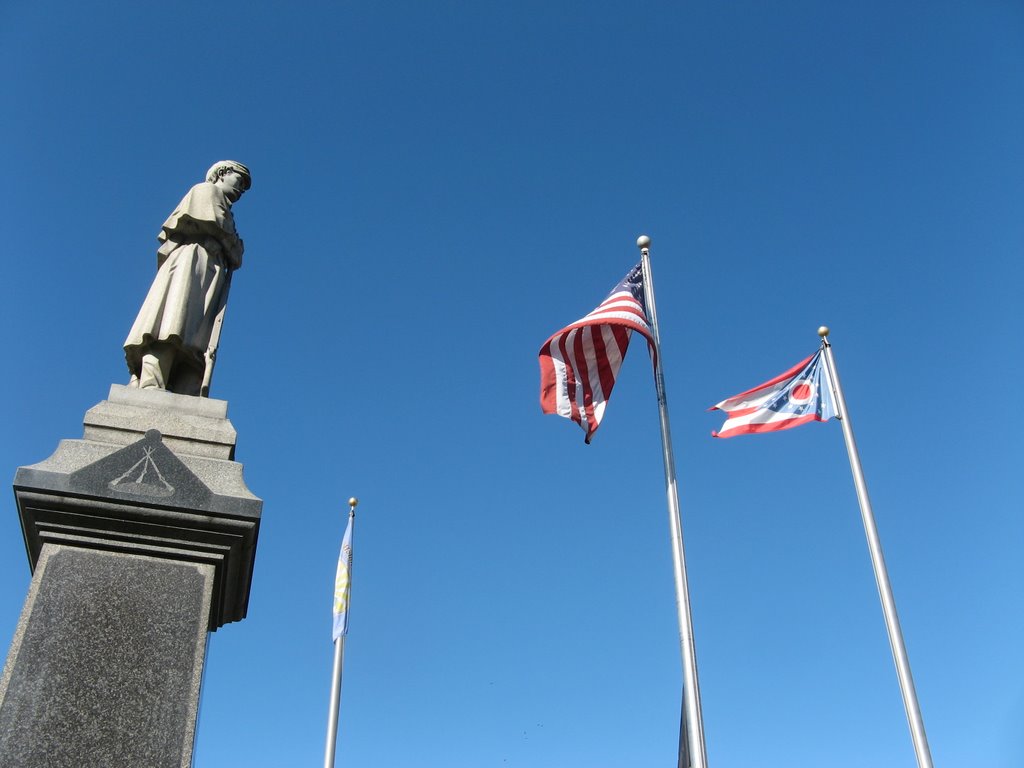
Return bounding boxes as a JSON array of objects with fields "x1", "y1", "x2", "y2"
[
  {"x1": 818, "y1": 330, "x2": 934, "y2": 768},
  {"x1": 324, "y1": 497, "x2": 358, "y2": 768},
  {"x1": 638, "y1": 236, "x2": 708, "y2": 768}
]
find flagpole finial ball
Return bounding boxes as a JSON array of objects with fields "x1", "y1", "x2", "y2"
[
  {"x1": 348, "y1": 497, "x2": 359, "y2": 509},
  {"x1": 818, "y1": 326, "x2": 830, "y2": 338},
  {"x1": 636, "y1": 235, "x2": 651, "y2": 250}
]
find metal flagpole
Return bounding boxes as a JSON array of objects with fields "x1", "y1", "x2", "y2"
[
  {"x1": 323, "y1": 636, "x2": 346, "y2": 768},
  {"x1": 637, "y1": 235, "x2": 708, "y2": 768},
  {"x1": 818, "y1": 327, "x2": 933, "y2": 768},
  {"x1": 324, "y1": 497, "x2": 357, "y2": 768}
]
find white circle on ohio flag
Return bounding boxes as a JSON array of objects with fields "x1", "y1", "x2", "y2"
[{"x1": 789, "y1": 380, "x2": 815, "y2": 404}]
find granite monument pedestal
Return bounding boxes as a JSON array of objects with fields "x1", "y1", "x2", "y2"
[{"x1": 0, "y1": 385, "x2": 261, "y2": 768}]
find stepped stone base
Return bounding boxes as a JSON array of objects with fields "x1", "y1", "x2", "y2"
[{"x1": 1, "y1": 384, "x2": 262, "y2": 768}]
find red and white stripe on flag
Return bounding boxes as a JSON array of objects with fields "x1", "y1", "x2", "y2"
[{"x1": 539, "y1": 264, "x2": 656, "y2": 443}]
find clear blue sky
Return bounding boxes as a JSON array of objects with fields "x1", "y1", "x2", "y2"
[{"x1": 1, "y1": 2, "x2": 1021, "y2": 766}]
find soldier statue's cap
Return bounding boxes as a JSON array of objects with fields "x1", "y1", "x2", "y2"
[{"x1": 206, "y1": 160, "x2": 251, "y2": 190}]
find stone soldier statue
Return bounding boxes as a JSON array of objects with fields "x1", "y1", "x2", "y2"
[{"x1": 124, "y1": 161, "x2": 251, "y2": 396}]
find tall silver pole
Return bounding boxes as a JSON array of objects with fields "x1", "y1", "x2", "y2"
[
  {"x1": 637, "y1": 235, "x2": 708, "y2": 768},
  {"x1": 323, "y1": 636, "x2": 346, "y2": 768},
  {"x1": 818, "y1": 328, "x2": 933, "y2": 768},
  {"x1": 324, "y1": 498, "x2": 357, "y2": 768}
]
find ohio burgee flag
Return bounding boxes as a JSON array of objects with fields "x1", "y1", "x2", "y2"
[
  {"x1": 710, "y1": 349, "x2": 836, "y2": 437},
  {"x1": 539, "y1": 263, "x2": 656, "y2": 443},
  {"x1": 332, "y1": 514, "x2": 353, "y2": 640}
]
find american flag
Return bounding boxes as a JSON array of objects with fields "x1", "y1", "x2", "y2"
[
  {"x1": 539, "y1": 263, "x2": 656, "y2": 443},
  {"x1": 710, "y1": 349, "x2": 836, "y2": 438}
]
